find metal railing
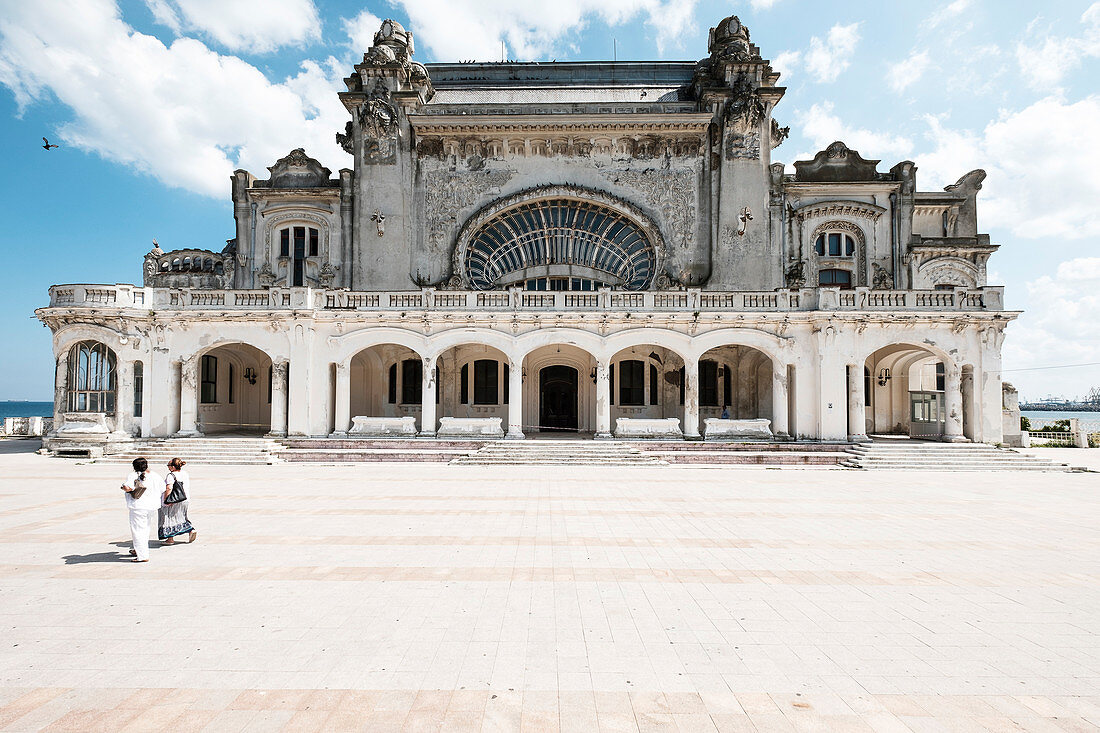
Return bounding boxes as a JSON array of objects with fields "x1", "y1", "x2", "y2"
[{"x1": 44, "y1": 284, "x2": 1007, "y2": 314}]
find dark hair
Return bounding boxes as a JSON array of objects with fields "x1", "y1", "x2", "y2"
[
  {"x1": 132, "y1": 457, "x2": 148, "y2": 480},
  {"x1": 167, "y1": 457, "x2": 187, "y2": 470}
]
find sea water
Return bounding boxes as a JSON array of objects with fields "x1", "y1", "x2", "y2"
[
  {"x1": 1022, "y1": 410, "x2": 1100, "y2": 433},
  {"x1": 0, "y1": 401, "x2": 53, "y2": 420}
]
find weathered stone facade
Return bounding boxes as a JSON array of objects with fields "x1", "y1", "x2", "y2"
[{"x1": 35, "y1": 15, "x2": 1017, "y2": 453}]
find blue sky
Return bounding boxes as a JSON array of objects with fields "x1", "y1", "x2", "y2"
[{"x1": 2, "y1": 0, "x2": 1098, "y2": 401}]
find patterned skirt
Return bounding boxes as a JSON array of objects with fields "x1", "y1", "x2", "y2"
[{"x1": 158, "y1": 500, "x2": 194, "y2": 540}]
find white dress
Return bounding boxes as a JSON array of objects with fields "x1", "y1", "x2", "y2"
[{"x1": 159, "y1": 469, "x2": 194, "y2": 540}]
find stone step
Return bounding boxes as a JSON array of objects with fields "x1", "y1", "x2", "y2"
[{"x1": 843, "y1": 442, "x2": 1069, "y2": 472}]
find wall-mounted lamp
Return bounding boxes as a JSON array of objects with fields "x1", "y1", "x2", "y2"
[
  {"x1": 243, "y1": 367, "x2": 257, "y2": 385},
  {"x1": 877, "y1": 368, "x2": 891, "y2": 387},
  {"x1": 717, "y1": 366, "x2": 726, "y2": 377},
  {"x1": 648, "y1": 351, "x2": 663, "y2": 365},
  {"x1": 521, "y1": 367, "x2": 527, "y2": 379},
  {"x1": 589, "y1": 367, "x2": 597, "y2": 383}
]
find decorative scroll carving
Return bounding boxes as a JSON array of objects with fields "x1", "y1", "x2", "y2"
[
  {"x1": 771, "y1": 119, "x2": 790, "y2": 148},
  {"x1": 336, "y1": 122, "x2": 354, "y2": 155},
  {"x1": 724, "y1": 76, "x2": 768, "y2": 131},
  {"x1": 319, "y1": 262, "x2": 337, "y2": 287},
  {"x1": 605, "y1": 168, "x2": 696, "y2": 253},
  {"x1": 423, "y1": 168, "x2": 514, "y2": 262},
  {"x1": 785, "y1": 259, "x2": 806, "y2": 288}
]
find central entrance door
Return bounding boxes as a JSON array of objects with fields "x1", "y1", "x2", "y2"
[{"x1": 539, "y1": 366, "x2": 578, "y2": 432}]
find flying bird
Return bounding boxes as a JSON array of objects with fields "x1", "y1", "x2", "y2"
[{"x1": 42, "y1": 137, "x2": 59, "y2": 150}]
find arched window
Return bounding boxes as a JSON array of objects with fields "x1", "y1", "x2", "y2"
[
  {"x1": 473, "y1": 360, "x2": 499, "y2": 405},
  {"x1": 814, "y1": 231, "x2": 856, "y2": 258},
  {"x1": 200, "y1": 355, "x2": 218, "y2": 404},
  {"x1": 819, "y1": 269, "x2": 853, "y2": 289},
  {"x1": 67, "y1": 341, "x2": 116, "y2": 413},
  {"x1": 700, "y1": 360, "x2": 719, "y2": 407},
  {"x1": 279, "y1": 226, "x2": 319, "y2": 287}
]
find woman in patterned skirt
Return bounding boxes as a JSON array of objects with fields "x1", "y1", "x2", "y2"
[{"x1": 160, "y1": 457, "x2": 197, "y2": 545}]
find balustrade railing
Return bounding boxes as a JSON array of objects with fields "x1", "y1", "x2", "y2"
[{"x1": 46, "y1": 284, "x2": 1006, "y2": 314}]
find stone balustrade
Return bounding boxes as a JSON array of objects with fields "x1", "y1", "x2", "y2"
[{"x1": 45, "y1": 284, "x2": 1006, "y2": 313}]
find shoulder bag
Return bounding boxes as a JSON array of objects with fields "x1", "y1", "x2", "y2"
[{"x1": 164, "y1": 476, "x2": 187, "y2": 504}]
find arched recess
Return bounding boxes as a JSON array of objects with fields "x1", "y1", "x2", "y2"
[
  {"x1": 349, "y1": 343, "x2": 428, "y2": 430},
  {"x1": 696, "y1": 345, "x2": 775, "y2": 427},
  {"x1": 863, "y1": 343, "x2": 955, "y2": 438},
  {"x1": 913, "y1": 257, "x2": 979, "y2": 289},
  {"x1": 522, "y1": 344, "x2": 600, "y2": 433},
  {"x1": 435, "y1": 343, "x2": 510, "y2": 428},
  {"x1": 52, "y1": 324, "x2": 145, "y2": 436},
  {"x1": 809, "y1": 219, "x2": 867, "y2": 287},
  {"x1": 453, "y1": 185, "x2": 665, "y2": 291},
  {"x1": 194, "y1": 343, "x2": 273, "y2": 434},
  {"x1": 606, "y1": 344, "x2": 686, "y2": 431}
]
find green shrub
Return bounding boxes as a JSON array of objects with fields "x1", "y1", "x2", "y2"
[{"x1": 1020, "y1": 416, "x2": 1031, "y2": 431}]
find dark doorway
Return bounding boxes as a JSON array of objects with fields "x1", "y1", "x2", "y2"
[{"x1": 539, "y1": 366, "x2": 578, "y2": 431}]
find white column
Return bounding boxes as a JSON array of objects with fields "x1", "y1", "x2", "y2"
[
  {"x1": 333, "y1": 361, "x2": 350, "y2": 436},
  {"x1": 114, "y1": 360, "x2": 134, "y2": 436},
  {"x1": 268, "y1": 360, "x2": 288, "y2": 437},
  {"x1": 771, "y1": 364, "x2": 790, "y2": 440},
  {"x1": 683, "y1": 357, "x2": 700, "y2": 439},
  {"x1": 52, "y1": 352, "x2": 68, "y2": 435},
  {"x1": 176, "y1": 356, "x2": 203, "y2": 437},
  {"x1": 595, "y1": 359, "x2": 612, "y2": 439},
  {"x1": 944, "y1": 364, "x2": 966, "y2": 442},
  {"x1": 420, "y1": 356, "x2": 437, "y2": 437},
  {"x1": 847, "y1": 364, "x2": 868, "y2": 442},
  {"x1": 506, "y1": 357, "x2": 525, "y2": 440}
]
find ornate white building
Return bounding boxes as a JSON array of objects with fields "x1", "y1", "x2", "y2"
[{"x1": 36, "y1": 15, "x2": 1016, "y2": 454}]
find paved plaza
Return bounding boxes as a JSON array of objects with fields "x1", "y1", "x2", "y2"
[{"x1": 0, "y1": 440, "x2": 1098, "y2": 732}]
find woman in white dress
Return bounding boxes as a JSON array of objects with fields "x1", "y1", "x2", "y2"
[
  {"x1": 121, "y1": 457, "x2": 163, "y2": 562},
  {"x1": 160, "y1": 457, "x2": 197, "y2": 545}
]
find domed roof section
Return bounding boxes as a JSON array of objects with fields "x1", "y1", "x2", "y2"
[{"x1": 373, "y1": 18, "x2": 414, "y2": 56}]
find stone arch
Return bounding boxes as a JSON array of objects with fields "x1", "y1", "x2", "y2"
[
  {"x1": 914, "y1": 256, "x2": 979, "y2": 289},
  {"x1": 330, "y1": 328, "x2": 428, "y2": 366},
  {"x1": 452, "y1": 184, "x2": 667, "y2": 291}
]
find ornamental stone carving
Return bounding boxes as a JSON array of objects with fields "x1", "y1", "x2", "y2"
[
  {"x1": 770, "y1": 119, "x2": 790, "y2": 148},
  {"x1": 794, "y1": 141, "x2": 881, "y2": 182},
  {"x1": 810, "y1": 220, "x2": 868, "y2": 287},
  {"x1": 266, "y1": 149, "x2": 332, "y2": 188},
  {"x1": 423, "y1": 168, "x2": 514, "y2": 269},
  {"x1": 725, "y1": 130, "x2": 760, "y2": 160},
  {"x1": 604, "y1": 167, "x2": 696, "y2": 254},
  {"x1": 707, "y1": 15, "x2": 760, "y2": 63},
  {"x1": 724, "y1": 76, "x2": 768, "y2": 132}
]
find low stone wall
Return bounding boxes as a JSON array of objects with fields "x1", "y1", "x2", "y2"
[
  {"x1": 437, "y1": 417, "x2": 504, "y2": 438},
  {"x1": 614, "y1": 417, "x2": 683, "y2": 439},
  {"x1": 349, "y1": 416, "x2": 418, "y2": 437},
  {"x1": 703, "y1": 418, "x2": 773, "y2": 441},
  {"x1": 1, "y1": 417, "x2": 53, "y2": 437}
]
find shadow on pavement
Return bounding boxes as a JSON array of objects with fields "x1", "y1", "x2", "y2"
[
  {"x1": 64, "y1": 551, "x2": 128, "y2": 564},
  {"x1": 0, "y1": 439, "x2": 43, "y2": 455}
]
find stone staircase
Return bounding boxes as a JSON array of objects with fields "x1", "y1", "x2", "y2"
[
  {"x1": 451, "y1": 440, "x2": 668, "y2": 466},
  {"x1": 97, "y1": 437, "x2": 282, "y2": 465},
  {"x1": 842, "y1": 441, "x2": 1071, "y2": 471}
]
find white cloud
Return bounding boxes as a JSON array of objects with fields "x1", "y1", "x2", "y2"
[
  {"x1": 749, "y1": 0, "x2": 780, "y2": 8},
  {"x1": 795, "y1": 101, "x2": 914, "y2": 160},
  {"x1": 771, "y1": 50, "x2": 800, "y2": 83},
  {"x1": 917, "y1": 96, "x2": 1100, "y2": 240},
  {"x1": 385, "y1": 0, "x2": 700, "y2": 61},
  {"x1": 804, "y1": 22, "x2": 860, "y2": 83},
  {"x1": 0, "y1": 0, "x2": 347, "y2": 197},
  {"x1": 926, "y1": 0, "x2": 974, "y2": 29},
  {"x1": 1015, "y1": 4, "x2": 1100, "y2": 91},
  {"x1": 143, "y1": 0, "x2": 322, "y2": 53},
  {"x1": 343, "y1": 9, "x2": 384, "y2": 55},
  {"x1": 887, "y1": 50, "x2": 932, "y2": 93},
  {"x1": 1003, "y1": 257, "x2": 1100, "y2": 398}
]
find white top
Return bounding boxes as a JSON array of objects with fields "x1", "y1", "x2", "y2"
[
  {"x1": 166, "y1": 469, "x2": 190, "y2": 501},
  {"x1": 123, "y1": 470, "x2": 164, "y2": 511}
]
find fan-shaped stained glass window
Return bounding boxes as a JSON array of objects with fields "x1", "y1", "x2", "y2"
[{"x1": 463, "y1": 198, "x2": 656, "y2": 291}]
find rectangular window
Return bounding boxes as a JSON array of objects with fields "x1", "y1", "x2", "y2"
[
  {"x1": 619, "y1": 359, "x2": 644, "y2": 406},
  {"x1": 474, "y1": 359, "x2": 498, "y2": 405},
  {"x1": 679, "y1": 366, "x2": 685, "y2": 406},
  {"x1": 436, "y1": 366, "x2": 440, "y2": 404},
  {"x1": 308, "y1": 228, "x2": 318, "y2": 257},
  {"x1": 828, "y1": 232, "x2": 841, "y2": 256},
  {"x1": 609, "y1": 362, "x2": 615, "y2": 405},
  {"x1": 401, "y1": 359, "x2": 422, "y2": 404},
  {"x1": 700, "y1": 360, "x2": 719, "y2": 407},
  {"x1": 388, "y1": 364, "x2": 397, "y2": 404},
  {"x1": 292, "y1": 226, "x2": 306, "y2": 287},
  {"x1": 280, "y1": 229, "x2": 289, "y2": 258},
  {"x1": 503, "y1": 363, "x2": 509, "y2": 404},
  {"x1": 935, "y1": 362, "x2": 946, "y2": 392},
  {"x1": 200, "y1": 355, "x2": 217, "y2": 404},
  {"x1": 267, "y1": 365, "x2": 272, "y2": 404},
  {"x1": 650, "y1": 364, "x2": 658, "y2": 406},
  {"x1": 228, "y1": 363, "x2": 235, "y2": 404},
  {"x1": 133, "y1": 361, "x2": 143, "y2": 418},
  {"x1": 460, "y1": 363, "x2": 469, "y2": 404}
]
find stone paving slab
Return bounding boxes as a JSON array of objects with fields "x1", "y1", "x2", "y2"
[{"x1": 0, "y1": 441, "x2": 1097, "y2": 731}]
